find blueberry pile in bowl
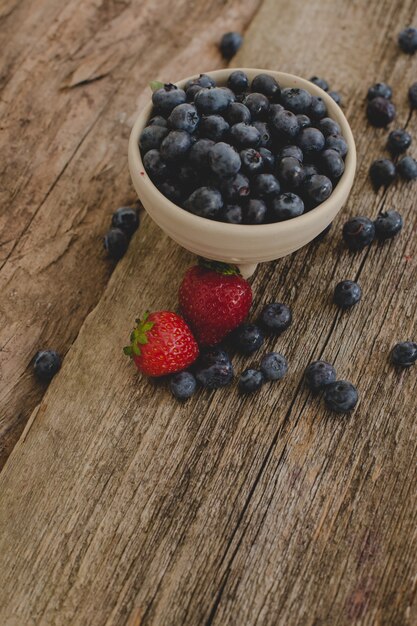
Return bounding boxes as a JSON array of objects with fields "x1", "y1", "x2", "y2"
[{"x1": 140, "y1": 71, "x2": 349, "y2": 225}]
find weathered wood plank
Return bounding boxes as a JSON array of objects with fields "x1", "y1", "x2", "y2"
[
  {"x1": 0, "y1": 0, "x2": 416, "y2": 625},
  {"x1": 0, "y1": 0, "x2": 261, "y2": 466}
]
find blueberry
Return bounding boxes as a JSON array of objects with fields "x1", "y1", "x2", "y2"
[
  {"x1": 303, "y1": 163, "x2": 319, "y2": 179},
  {"x1": 245, "y1": 199, "x2": 267, "y2": 224},
  {"x1": 260, "y1": 303, "x2": 292, "y2": 334},
  {"x1": 398, "y1": 27, "x2": 417, "y2": 54},
  {"x1": 112, "y1": 207, "x2": 139, "y2": 238},
  {"x1": 232, "y1": 324, "x2": 264, "y2": 354},
  {"x1": 157, "y1": 180, "x2": 183, "y2": 204},
  {"x1": 324, "y1": 381, "x2": 358, "y2": 413},
  {"x1": 221, "y1": 172, "x2": 250, "y2": 201},
  {"x1": 229, "y1": 122, "x2": 261, "y2": 149},
  {"x1": 143, "y1": 149, "x2": 168, "y2": 181},
  {"x1": 195, "y1": 87, "x2": 234, "y2": 114},
  {"x1": 342, "y1": 216, "x2": 375, "y2": 251},
  {"x1": 208, "y1": 142, "x2": 241, "y2": 178},
  {"x1": 277, "y1": 157, "x2": 305, "y2": 189},
  {"x1": 325, "y1": 133, "x2": 348, "y2": 157},
  {"x1": 185, "y1": 74, "x2": 216, "y2": 90},
  {"x1": 328, "y1": 91, "x2": 342, "y2": 105},
  {"x1": 367, "y1": 82, "x2": 392, "y2": 100},
  {"x1": 152, "y1": 83, "x2": 187, "y2": 115},
  {"x1": 260, "y1": 352, "x2": 288, "y2": 381},
  {"x1": 33, "y1": 350, "x2": 61, "y2": 383},
  {"x1": 387, "y1": 129, "x2": 412, "y2": 155},
  {"x1": 227, "y1": 70, "x2": 249, "y2": 94},
  {"x1": 309, "y1": 96, "x2": 327, "y2": 120},
  {"x1": 170, "y1": 371, "x2": 197, "y2": 400},
  {"x1": 195, "y1": 348, "x2": 234, "y2": 388},
  {"x1": 367, "y1": 97, "x2": 396, "y2": 127},
  {"x1": 184, "y1": 187, "x2": 223, "y2": 219},
  {"x1": 148, "y1": 115, "x2": 168, "y2": 127},
  {"x1": 219, "y1": 32, "x2": 243, "y2": 59},
  {"x1": 189, "y1": 138, "x2": 215, "y2": 169},
  {"x1": 304, "y1": 360, "x2": 336, "y2": 392},
  {"x1": 243, "y1": 93, "x2": 270, "y2": 120},
  {"x1": 318, "y1": 117, "x2": 341, "y2": 136},
  {"x1": 221, "y1": 204, "x2": 243, "y2": 224},
  {"x1": 320, "y1": 149, "x2": 345, "y2": 179},
  {"x1": 281, "y1": 87, "x2": 312, "y2": 113},
  {"x1": 239, "y1": 369, "x2": 264, "y2": 393},
  {"x1": 226, "y1": 102, "x2": 251, "y2": 125},
  {"x1": 259, "y1": 148, "x2": 275, "y2": 172},
  {"x1": 409, "y1": 82, "x2": 417, "y2": 109},
  {"x1": 252, "y1": 121, "x2": 271, "y2": 148},
  {"x1": 160, "y1": 130, "x2": 191, "y2": 161},
  {"x1": 186, "y1": 84, "x2": 203, "y2": 102},
  {"x1": 297, "y1": 127, "x2": 325, "y2": 155},
  {"x1": 240, "y1": 148, "x2": 264, "y2": 175},
  {"x1": 391, "y1": 341, "x2": 417, "y2": 367},
  {"x1": 369, "y1": 159, "x2": 396, "y2": 188},
  {"x1": 333, "y1": 280, "x2": 362, "y2": 309},
  {"x1": 104, "y1": 228, "x2": 129, "y2": 260},
  {"x1": 251, "y1": 74, "x2": 281, "y2": 100},
  {"x1": 268, "y1": 103, "x2": 284, "y2": 118},
  {"x1": 278, "y1": 145, "x2": 304, "y2": 162},
  {"x1": 253, "y1": 173, "x2": 281, "y2": 199},
  {"x1": 296, "y1": 114, "x2": 312, "y2": 129},
  {"x1": 304, "y1": 174, "x2": 333, "y2": 204},
  {"x1": 397, "y1": 156, "x2": 417, "y2": 180},
  {"x1": 270, "y1": 193, "x2": 304, "y2": 221},
  {"x1": 168, "y1": 103, "x2": 199, "y2": 133},
  {"x1": 270, "y1": 109, "x2": 300, "y2": 140},
  {"x1": 309, "y1": 76, "x2": 329, "y2": 91},
  {"x1": 374, "y1": 210, "x2": 403, "y2": 240},
  {"x1": 139, "y1": 125, "x2": 168, "y2": 153},
  {"x1": 177, "y1": 163, "x2": 196, "y2": 190}
]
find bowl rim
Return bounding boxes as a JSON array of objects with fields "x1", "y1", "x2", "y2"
[{"x1": 128, "y1": 68, "x2": 356, "y2": 235}]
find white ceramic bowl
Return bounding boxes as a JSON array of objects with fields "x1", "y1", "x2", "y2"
[{"x1": 129, "y1": 69, "x2": 356, "y2": 277}]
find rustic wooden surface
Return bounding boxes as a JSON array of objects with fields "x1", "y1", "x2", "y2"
[{"x1": 0, "y1": 0, "x2": 416, "y2": 624}]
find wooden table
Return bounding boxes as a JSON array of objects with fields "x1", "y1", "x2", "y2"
[{"x1": 1, "y1": 0, "x2": 416, "y2": 624}]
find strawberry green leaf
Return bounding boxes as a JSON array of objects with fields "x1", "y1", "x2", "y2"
[{"x1": 150, "y1": 81, "x2": 164, "y2": 92}]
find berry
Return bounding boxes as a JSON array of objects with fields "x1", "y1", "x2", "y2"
[
  {"x1": 227, "y1": 70, "x2": 249, "y2": 94},
  {"x1": 304, "y1": 361, "x2": 336, "y2": 392},
  {"x1": 333, "y1": 280, "x2": 361, "y2": 309},
  {"x1": 281, "y1": 87, "x2": 312, "y2": 113},
  {"x1": 408, "y1": 82, "x2": 417, "y2": 108},
  {"x1": 160, "y1": 130, "x2": 192, "y2": 161},
  {"x1": 157, "y1": 180, "x2": 182, "y2": 204},
  {"x1": 111, "y1": 207, "x2": 140, "y2": 238},
  {"x1": 320, "y1": 148, "x2": 345, "y2": 179},
  {"x1": 367, "y1": 82, "x2": 392, "y2": 100},
  {"x1": 251, "y1": 74, "x2": 281, "y2": 100},
  {"x1": 260, "y1": 302, "x2": 292, "y2": 334},
  {"x1": 33, "y1": 350, "x2": 61, "y2": 383},
  {"x1": 268, "y1": 103, "x2": 284, "y2": 118},
  {"x1": 304, "y1": 174, "x2": 333, "y2": 204},
  {"x1": 253, "y1": 173, "x2": 281, "y2": 199},
  {"x1": 143, "y1": 149, "x2": 168, "y2": 181},
  {"x1": 233, "y1": 324, "x2": 264, "y2": 354},
  {"x1": 325, "y1": 133, "x2": 348, "y2": 157},
  {"x1": 270, "y1": 109, "x2": 300, "y2": 140},
  {"x1": 152, "y1": 83, "x2": 186, "y2": 115},
  {"x1": 260, "y1": 352, "x2": 288, "y2": 381},
  {"x1": 387, "y1": 129, "x2": 412, "y2": 154},
  {"x1": 369, "y1": 159, "x2": 396, "y2": 188},
  {"x1": 324, "y1": 381, "x2": 358, "y2": 413},
  {"x1": 391, "y1": 341, "x2": 417, "y2": 367},
  {"x1": 170, "y1": 371, "x2": 197, "y2": 400},
  {"x1": 303, "y1": 163, "x2": 319, "y2": 179},
  {"x1": 270, "y1": 193, "x2": 304, "y2": 221},
  {"x1": 397, "y1": 156, "x2": 417, "y2": 180},
  {"x1": 179, "y1": 262, "x2": 252, "y2": 346},
  {"x1": 104, "y1": 228, "x2": 129, "y2": 259},
  {"x1": 245, "y1": 199, "x2": 267, "y2": 224},
  {"x1": 219, "y1": 32, "x2": 243, "y2": 59},
  {"x1": 229, "y1": 122, "x2": 261, "y2": 149},
  {"x1": 240, "y1": 148, "x2": 264, "y2": 175},
  {"x1": 259, "y1": 147, "x2": 275, "y2": 171},
  {"x1": 309, "y1": 96, "x2": 327, "y2": 120},
  {"x1": 239, "y1": 369, "x2": 264, "y2": 393},
  {"x1": 168, "y1": 103, "x2": 199, "y2": 133},
  {"x1": 184, "y1": 187, "x2": 223, "y2": 219},
  {"x1": 367, "y1": 97, "x2": 396, "y2": 127},
  {"x1": 278, "y1": 145, "x2": 303, "y2": 162},
  {"x1": 252, "y1": 121, "x2": 271, "y2": 147},
  {"x1": 243, "y1": 93, "x2": 270, "y2": 119},
  {"x1": 309, "y1": 76, "x2": 329, "y2": 91},
  {"x1": 226, "y1": 102, "x2": 251, "y2": 125},
  {"x1": 277, "y1": 156, "x2": 305, "y2": 189},
  {"x1": 189, "y1": 138, "x2": 215, "y2": 169},
  {"x1": 148, "y1": 115, "x2": 168, "y2": 127},
  {"x1": 124, "y1": 311, "x2": 199, "y2": 377},
  {"x1": 221, "y1": 172, "x2": 250, "y2": 201},
  {"x1": 139, "y1": 125, "x2": 168, "y2": 153},
  {"x1": 195, "y1": 87, "x2": 234, "y2": 115},
  {"x1": 318, "y1": 117, "x2": 341, "y2": 136},
  {"x1": 342, "y1": 216, "x2": 375, "y2": 251},
  {"x1": 199, "y1": 115, "x2": 229, "y2": 141},
  {"x1": 209, "y1": 142, "x2": 241, "y2": 178},
  {"x1": 221, "y1": 204, "x2": 243, "y2": 224},
  {"x1": 297, "y1": 127, "x2": 325, "y2": 155},
  {"x1": 186, "y1": 84, "x2": 203, "y2": 101},
  {"x1": 398, "y1": 27, "x2": 417, "y2": 54},
  {"x1": 328, "y1": 91, "x2": 342, "y2": 105},
  {"x1": 296, "y1": 114, "x2": 311, "y2": 129},
  {"x1": 195, "y1": 347, "x2": 234, "y2": 388},
  {"x1": 374, "y1": 210, "x2": 403, "y2": 240}
]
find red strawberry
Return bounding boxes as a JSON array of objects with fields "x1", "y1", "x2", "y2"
[
  {"x1": 179, "y1": 261, "x2": 252, "y2": 346},
  {"x1": 124, "y1": 311, "x2": 199, "y2": 376}
]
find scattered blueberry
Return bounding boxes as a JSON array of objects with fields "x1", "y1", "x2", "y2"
[
  {"x1": 281, "y1": 87, "x2": 312, "y2": 113},
  {"x1": 245, "y1": 199, "x2": 267, "y2": 224},
  {"x1": 139, "y1": 125, "x2": 168, "y2": 153},
  {"x1": 33, "y1": 350, "x2": 61, "y2": 383},
  {"x1": 333, "y1": 280, "x2": 362, "y2": 309},
  {"x1": 233, "y1": 324, "x2": 264, "y2": 354},
  {"x1": 111, "y1": 207, "x2": 140, "y2": 238},
  {"x1": 226, "y1": 102, "x2": 251, "y2": 125},
  {"x1": 342, "y1": 216, "x2": 375, "y2": 251},
  {"x1": 243, "y1": 92, "x2": 270, "y2": 119},
  {"x1": 397, "y1": 156, "x2": 417, "y2": 180},
  {"x1": 251, "y1": 74, "x2": 281, "y2": 100},
  {"x1": 227, "y1": 70, "x2": 249, "y2": 94},
  {"x1": 195, "y1": 348, "x2": 234, "y2": 388},
  {"x1": 324, "y1": 380, "x2": 358, "y2": 413},
  {"x1": 209, "y1": 142, "x2": 241, "y2": 178},
  {"x1": 328, "y1": 91, "x2": 342, "y2": 105},
  {"x1": 367, "y1": 83, "x2": 392, "y2": 100},
  {"x1": 219, "y1": 32, "x2": 243, "y2": 59},
  {"x1": 391, "y1": 341, "x2": 417, "y2": 367},
  {"x1": 367, "y1": 97, "x2": 396, "y2": 127},
  {"x1": 239, "y1": 369, "x2": 264, "y2": 393},
  {"x1": 318, "y1": 117, "x2": 341, "y2": 136},
  {"x1": 309, "y1": 76, "x2": 329, "y2": 91},
  {"x1": 387, "y1": 129, "x2": 412, "y2": 154},
  {"x1": 253, "y1": 173, "x2": 281, "y2": 199},
  {"x1": 304, "y1": 360, "x2": 336, "y2": 392},
  {"x1": 297, "y1": 127, "x2": 325, "y2": 156},
  {"x1": 170, "y1": 371, "x2": 197, "y2": 399},
  {"x1": 374, "y1": 210, "x2": 403, "y2": 240},
  {"x1": 184, "y1": 187, "x2": 223, "y2": 219},
  {"x1": 104, "y1": 228, "x2": 129, "y2": 260},
  {"x1": 160, "y1": 130, "x2": 192, "y2": 161},
  {"x1": 320, "y1": 149, "x2": 345, "y2": 179},
  {"x1": 398, "y1": 27, "x2": 417, "y2": 54},
  {"x1": 369, "y1": 159, "x2": 396, "y2": 188},
  {"x1": 260, "y1": 352, "x2": 288, "y2": 381},
  {"x1": 221, "y1": 204, "x2": 243, "y2": 224},
  {"x1": 270, "y1": 193, "x2": 304, "y2": 221},
  {"x1": 408, "y1": 82, "x2": 417, "y2": 109},
  {"x1": 304, "y1": 174, "x2": 333, "y2": 204},
  {"x1": 260, "y1": 303, "x2": 292, "y2": 334}
]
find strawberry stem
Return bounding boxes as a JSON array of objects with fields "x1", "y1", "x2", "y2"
[{"x1": 123, "y1": 312, "x2": 155, "y2": 358}]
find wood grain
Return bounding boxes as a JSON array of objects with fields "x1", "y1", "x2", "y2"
[{"x1": 0, "y1": 0, "x2": 416, "y2": 625}]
